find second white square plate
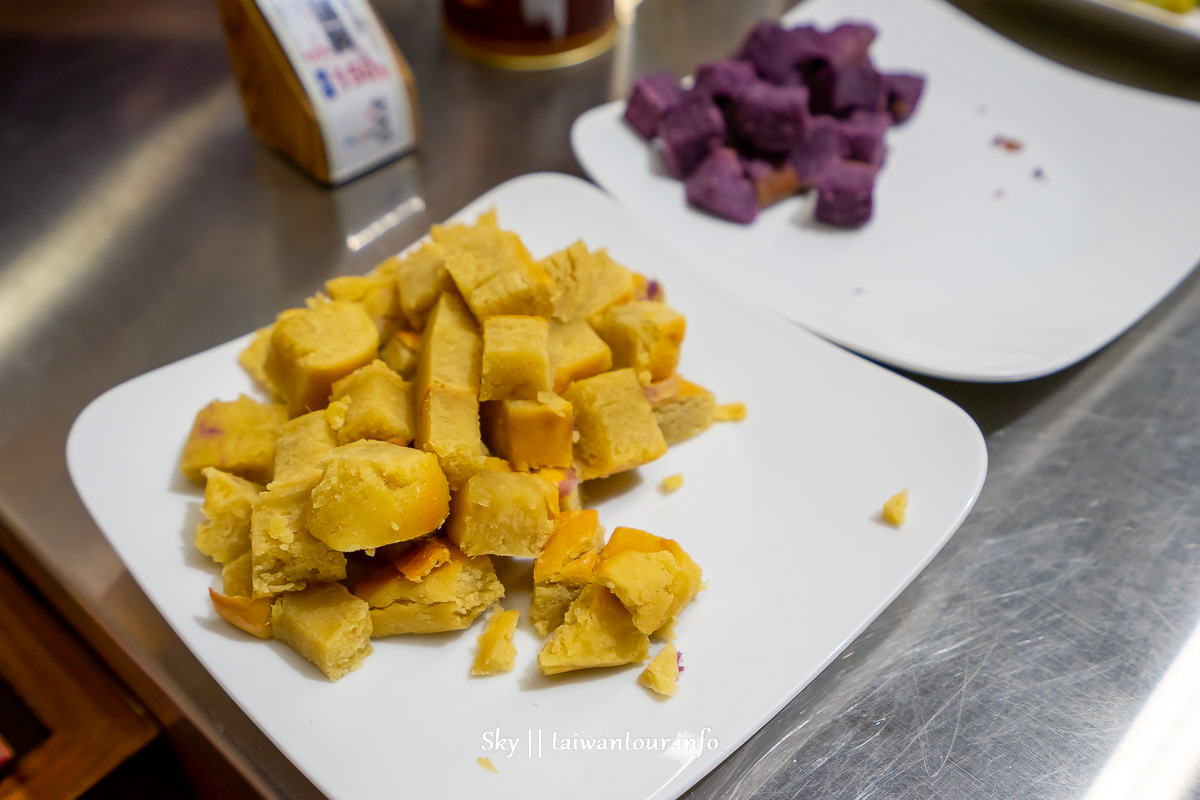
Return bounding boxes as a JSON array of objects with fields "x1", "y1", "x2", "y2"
[
  {"x1": 68, "y1": 173, "x2": 986, "y2": 800},
  {"x1": 573, "y1": 0, "x2": 1200, "y2": 382}
]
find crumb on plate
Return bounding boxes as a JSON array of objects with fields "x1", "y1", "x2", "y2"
[
  {"x1": 715, "y1": 402, "x2": 746, "y2": 422},
  {"x1": 477, "y1": 756, "x2": 498, "y2": 774},
  {"x1": 883, "y1": 489, "x2": 908, "y2": 527},
  {"x1": 661, "y1": 473, "x2": 684, "y2": 493}
]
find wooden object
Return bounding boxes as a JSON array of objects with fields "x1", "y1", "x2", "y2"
[
  {"x1": 214, "y1": 0, "x2": 420, "y2": 184},
  {"x1": 0, "y1": 562, "x2": 157, "y2": 800}
]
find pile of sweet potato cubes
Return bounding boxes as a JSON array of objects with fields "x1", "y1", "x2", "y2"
[
  {"x1": 178, "y1": 210, "x2": 731, "y2": 688},
  {"x1": 625, "y1": 19, "x2": 925, "y2": 227}
]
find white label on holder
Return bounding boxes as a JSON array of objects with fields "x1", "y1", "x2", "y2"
[{"x1": 255, "y1": 0, "x2": 415, "y2": 184}]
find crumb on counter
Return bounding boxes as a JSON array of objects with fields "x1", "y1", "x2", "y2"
[
  {"x1": 883, "y1": 489, "x2": 909, "y2": 527},
  {"x1": 715, "y1": 402, "x2": 746, "y2": 422},
  {"x1": 661, "y1": 474, "x2": 684, "y2": 493},
  {"x1": 477, "y1": 757, "x2": 498, "y2": 774}
]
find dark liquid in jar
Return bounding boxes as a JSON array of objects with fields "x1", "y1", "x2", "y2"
[{"x1": 444, "y1": 0, "x2": 615, "y2": 65}]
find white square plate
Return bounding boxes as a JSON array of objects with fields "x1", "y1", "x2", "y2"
[
  {"x1": 572, "y1": 0, "x2": 1200, "y2": 382},
  {"x1": 67, "y1": 173, "x2": 986, "y2": 800}
]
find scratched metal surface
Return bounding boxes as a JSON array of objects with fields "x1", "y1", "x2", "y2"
[{"x1": 1, "y1": 0, "x2": 1199, "y2": 798}]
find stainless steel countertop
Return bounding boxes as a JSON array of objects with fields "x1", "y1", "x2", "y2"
[{"x1": 2, "y1": 1, "x2": 1200, "y2": 798}]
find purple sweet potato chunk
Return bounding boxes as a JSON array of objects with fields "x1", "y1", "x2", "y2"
[
  {"x1": 839, "y1": 110, "x2": 890, "y2": 166},
  {"x1": 695, "y1": 60, "x2": 758, "y2": 104},
  {"x1": 736, "y1": 22, "x2": 804, "y2": 85},
  {"x1": 732, "y1": 82, "x2": 811, "y2": 154},
  {"x1": 830, "y1": 62, "x2": 887, "y2": 117},
  {"x1": 659, "y1": 88, "x2": 726, "y2": 179},
  {"x1": 790, "y1": 115, "x2": 842, "y2": 189},
  {"x1": 745, "y1": 157, "x2": 800, "y2": 209},
  {"x1": 815, "y1": 160, "x2": 878, "y2": 227},
  {"x1": 624, "y1": 71, "x2": 685, "y2": 139},
  {"x1": 825, "y1": 23, "x2": 876, "y2": 66},
  {"x1": 886, "y1": 73, "x2": 925, "y2": 124},
  {"x1": 685, "y1": 148, "x2": 759, "y2": 224}
]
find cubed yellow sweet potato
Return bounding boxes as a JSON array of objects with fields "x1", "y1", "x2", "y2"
[
  {"x1": 413, "y1": 293, "x2": 481, "y2": 402},
  {"x1": 325, "y1": 272, "x2": 403, "y2": 339},
  {"x1": 329, "y1": 359, "x2": 414, "y2": 446},
  {"x1": 446, "y1": 470, "x2": 559, "y2": 558},
  {"x1": 639, "y1": 643, "x2": 680, "y2": 696},
  {"x1": 195, "y1": 467, "x2": 262, "y2": 564},
  {"x1": 562, "y1": 369, "x2": 667, "y2": 481},
  {"x1": 354, "y1": 538, "x2": 504, "y2": 636},
  {"x1": 548, "y1": 319, "x2": 612, "y2": 393},
  {"x1": 434, "y1": 210, "x2": 558, "y2": 319},
  {"x1": 479, "y1": 315, "x2": 551, "y2": 401},
  {"x1": 210, "y1": 589, "x2": 274, "y2": 639},
  {"x1": 481, "y1": 393, "x2": 573, "y2": 471},
  {"x1": 539, "y1": 241, "x2": 635, "y2": 323},
  {"x1": 415, "y1": 384, "x2": 488, "y2": 492},
  {"x1": 307, "y1": 440, "x2": 450, "y2": 552},
  {"x1": 537, "y1": 585, "x2": 649, "y2": 675},
  {"x1": 591, "y1": 301, "x2": 686, "y2": 384},
  {"x1": 271, "y1": 582, "x2": 372, "y2": 680},
  {"x1": 395, "y1": 242, "x2": 456, "y2": 330},
  {"x1": 596, "y1": 527, "x2": 703, "y2": 634},
  {"x1": 264, "y1": 301, "x2": 380, "y2": 415},
  {"x1": 644, "y1": 375, "x2": 717, "y2": 445},
  {"x1": 179, "y1": 395, "x2": 288, "y2": 484},
  {"x1": 250, "y1": 483, "x2": 347, "y2": 597},
  {"x1": 378, "y1": 329, "x2": 422, "y2": 379},
  {"x1": 271, "y1": 410, "x2": 338, "y2": 489},
  {"x1": 472, "y1": 608, "x2": 519, "y2": 676}
]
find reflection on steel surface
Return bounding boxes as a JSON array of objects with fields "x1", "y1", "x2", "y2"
[{"x1": 344, "y1": 195, "x2": 426, "y2": 252}]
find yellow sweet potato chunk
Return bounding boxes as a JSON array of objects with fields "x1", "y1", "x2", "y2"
[
  {"x1": 395, "y1": 241, "x2": 456, "y2": 330},
  {"x1": 308, "y1": 441, "x2": 450, "y2": 552},
  {"x1": 415, "y1": 384, "x2": 488, "y2": 491},
  {"x1": 644, "y1": 375, "x2": 717, "y2": 446},
  {"x1": 179, "y1": 395, "x2": 288, "y2": 484},
  {"x1": 210, "y1": 588, "x2": 274, "y2": 640},
  {"x1": 195, "y1": 467, "x2": 263, "y2": 564},
  {"x1": 329, "y1": 359, "x2": 415, "y2": 446},
  {"x1": 534, "y1": 510, "x2": 603, "y2": 584},
  {"x1": 538, "y1": 241, "x2": 635, "y2": 323},
  {"x1": 471, "y1": 608, "x2": 519, "y2": 676},
  {"x1": 530, "y1": 582, "x2": 581, "y2": 639},
  {"x1": 250, "y1": 483, "x2": 347, "y2": 598},
  {"x1": 221, "y1": 550, "x2": 254, "y2": 598},
  {"x1": 264, "y1": 301, "x2": 380, "y2": 415},
  {"x1": 597, "y1": 527, "x2": 703, "y2": 632},
  {"x1": 355, "y1": 539, "x2": 505, "y2": 635},
  {"x1": 562, "y1": 369, "x2": 667, "y2": 481},
  {"x1": 479, "y1": 316, "x2": 551, "y2": 401},
  {"x1": 446, "y1": 470, "x2": 559, "y2": 558},
  {"x1": 325, "y1": 272, "x2": 403, "y2": 339},
  {"x1": 591, "y1": 301, "x2": 686, "y2": 384},
  {"x1": 537, "y1": 585, "x2": 649, "y2": 675},
  {"x1": 396, "y1": 537, "x2": 452, "y2": 581},
  {"x1": 434, "y1": 210, "x2": 558, "y2": 319},
  {"x1": 414, "y1": 293, "x2": 481, "y2": 401},
  {"x1": 271, "y1": 410, "x2": 337, "y2": 489},
  {"x1": 481, "y1": 393, "x2": 573, "y2": 471},
  {"x1": 271, "y1": 583, "x2": 372, "y2": 681},
  {"x1": 238, "y1": 326, "x2": 278, "y2": 396},
  {"x1": 378, "y1": 329, "x2": 422, "y2": 379},
  {"x1": 639, "y1": 643, "x2": 680, "y2": 696},
  {"x1": 548, "y1": 319, "x2": 612, "y2": 393}
]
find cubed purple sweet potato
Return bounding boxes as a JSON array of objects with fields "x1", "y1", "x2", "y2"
[
  {"x1": 886, "y1": 73, "x2": 925, "y2": 124},
  {"x1": 830, "y1": 63, "x2": 886, "y2": 117},
  {"x1": 745, "y1": 158, "x2": 800, "y2": 209},
  {"x1": 790, "y1": 115, "x2": 842, "y2": 189},
  {"x1": 659, "y1": 88, "x2": 726, "y2": 179},
  {"x1": 732, "y1": 82, "x2": 811, "y2": 154},
  {"x1": 825, "y1": 23, "x2": 876, "y2": 66},
  {"x1": 736, "y1": 22, "x2": 804, "y2": 85},
  {"x1": 839, "y1": 111, "x2": 890, "y2": 166},
  {"x1": 685, "y1": 148, "x2": 759, "y2": 224},
  {"x1": 695, "y1": 60, "x2": 758, "y2": 104},
  {"x1": 624, "y1": 71, "x2": 685, "y2": 139},
  {"x1": 814, "y1": 161, "x2": 878, "y2": 227}
]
